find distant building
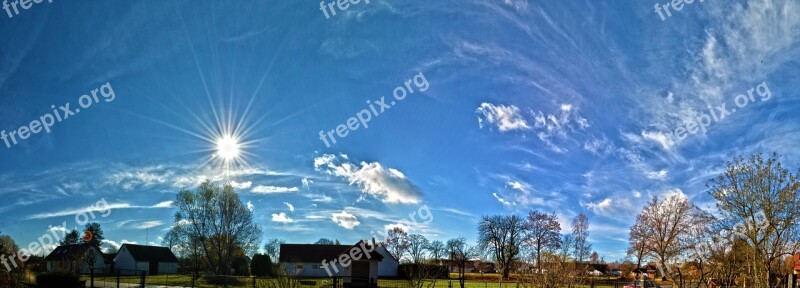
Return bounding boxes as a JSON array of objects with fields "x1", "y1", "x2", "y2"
[
  {"x1": 44, "y1": 244, "x2": 105, "y2": 274},
  {"x1": 113, "y1": 244, "x2": 178, "y2": 275},
  {"x1": 279, "y1": 240, "x2": 398, "y2": 283}
]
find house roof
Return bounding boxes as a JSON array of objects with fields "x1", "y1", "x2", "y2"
[
  {"x1": 44, "y1": 244, "x2": 103, "y2": 262},
  {"x1": 119, "y1": 244, "x2": 178, "y2": 263},
  {"x1": 279, "y1": 241, "x2": 383, "y2": 263}
]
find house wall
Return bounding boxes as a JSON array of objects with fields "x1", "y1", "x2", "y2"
[
  {"x1": 113, "y1": 249, "x2": 138, "y2": 274},
  {"x1": 375, "y1": 246, "x2": 398, "y2": 277},
  {"x1": 46, "y1": 246, "x2": 104, "y2": 274},
  {"x1": 281, "y1": 261, "x2": 345, "y2": 277},
  {"x1": 158, "y1": 262, "x2": 178, "y2": 274}
]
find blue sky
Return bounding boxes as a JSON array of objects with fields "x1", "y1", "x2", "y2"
[{"x1": 1, "y1": 0, "x2": 799, "y2": 261}]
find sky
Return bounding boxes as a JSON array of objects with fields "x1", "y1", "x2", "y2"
[{"x1": 1, "y1": 0, "x2": 799, "y2": 262}]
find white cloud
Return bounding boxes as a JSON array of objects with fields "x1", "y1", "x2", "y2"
[
  {"x1": 284, "y1": 202, "x2": 295, "y2": 212},
  {"x1": 25, "y1": 200, "x2": 170, "y2": 220},
  {"x1": 314, "y1": 154, "x2": 423, "y2": 204},
  {"x1": 476, "y1": 103, "x2": 530, "y2": 132},
  {"x1": 641, "y1": 130, "x2": 674, "y2": 150},
  {"x1": 331, "y1": 211, "x2": 360, "y2": 229},
  {"x1": 252, "y1": 185, "x2": 300, "y2": 194},
  {"x1": 231, "y1": 181, "x2": 252, "y2": 189},
  {"x1": 247, "y1": 201, "x2": 254, "y2": 212},
  {"x1": 492, "y1": 192, "x2": 514, "y2": 206},
  {"x1": 152, "y1": 201, "x2": 173, "y2": 208},
  {"x1": 132, "y1": 220, "x2": 163, "y2": 230},
  {"x1": 645, "y1": 169, "x2": 668, "y2": 180},
  {"x1": 271, "y1": 212, "x2": 294, "y2": 223},
  {"x1": 301, "y1": 178, "x2": 312, "y2": 189}
]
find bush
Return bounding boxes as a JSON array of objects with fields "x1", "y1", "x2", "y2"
[
  {"x1": 250, "y1": 253, "x2": 273, "y2": 277},
  {"x1": 36, "y1": 272, "x2": 81, "y2": 288},
  {"x1": 204, "y1": 275, "x2": 243, "y2": 285},
  {"x1": 398, "y1": 264, "x2": 449, "y2": 279}
]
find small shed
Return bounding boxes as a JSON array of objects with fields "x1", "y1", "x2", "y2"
[{"x1": 114, "y1": 244, "x2": 178, "y2": 275}]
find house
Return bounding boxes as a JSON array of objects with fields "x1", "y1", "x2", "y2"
[
  {"x1": 279, "y1": 240, "x2": 398, "y2": 281},
  {"x1": 45, "y1": 244, "x2": 105, "y2": 274},
  {"x1": 113, "y1": 244, "x2": 178, "y2": 275},
  {"x1": 630, "y1": 264, "x2": 661, "y2": 279},
  {"x1": 576, "y1": 262, "x2": 609, "y2": 276},
  {"x1": 448, "y1": 258, "x2": 481, "y2": 273}
]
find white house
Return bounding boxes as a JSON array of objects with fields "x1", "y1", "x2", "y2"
[
  {"x1": 279, "y1": 239, "x2": 399, "y2": 283},
  {"x1": 45, "y1": 244, "x2": 105, "y2": 274},
  {"x1": 114, "y1": 244, "x2": 178, "y2": 275}
]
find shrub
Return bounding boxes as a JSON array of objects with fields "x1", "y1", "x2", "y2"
[
  {"x1": 398, "y1": 263, "x2": 449, "y2": 279},
  {"x1": 36, "y1": 272, "x2": 81, "y2": 288},
  {"x1": 204, "y1": 275, "x2": 243, "y2": 285},
  {"x1": 251, "y1": 253, "x2": 273, "y2": 277}
]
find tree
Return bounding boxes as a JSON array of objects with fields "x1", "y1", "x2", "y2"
[
  {"x1": 571, "y1": 213, "x2": 592, "y2": 263},
  {"x1": 84, "y1": 222, "x2": 104, "y2": 247},
  {"x1": 406, "y1": 234, "x2": 430, "y2": 264},
  {"x1": 447, "y1": 237, "x2": 477, "y2": 288},
  {"x1": 627, "y1": 216, "x2": 648, "y2": 280},
  {"x1": 589, "y1": 251, "x2": 599, "y2": 264},
  {"x1": 263, "y1": 238, "x2": 284, "y2": 261},
  {"x1": 477, "y1": 214, "x2": 524, "y2": 279},
  {"x1": 0, "y1": 233, "x2": 22, "y2": 287},
  {"x1": 60, "y1": 229, "x2": 80, "y2": 245},
  {"x1": 523, "y1": 210, "x2": 561, "y2": 269},
  {"x1": 385, "y1": 227, "x2": 409, "y2": 261},
  {"x1": 169, "y1": 180, "x2": 263, "y2": 274},
  {"x1": 633, "y1": 193, "x2": 710, "y2": 286},
  {"x1": 428, "y1": 240, "x2": 445, "y2": 263},
  {"x1": 314, "y1": 238, "x2": 335, "y2": 245},
  {"x1": 707, "y1": 152, "x2": 800, "y2": 288},
  {"x1": 250, "y1": 254, "x2": 273, "y2": 277}
]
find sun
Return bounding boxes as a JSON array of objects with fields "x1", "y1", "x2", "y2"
[{"x1": 215, "y1": 135, "x2": 241, "y2": 161}]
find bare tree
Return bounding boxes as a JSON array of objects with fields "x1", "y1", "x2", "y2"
[
  {"x1": 263, "y1": 238, "x2": 285, "y2": 262},
  {"x1": 447, "y1": 237, "x2": 478, "y2": 288},
  {"x1": 571, "y1": 213, "x2": 592, "y2": 263},
  {"x1": 407, "y1": 234, "x2": 430, "y2": 264},
  {"x1": 428, "y1": 240, "x2": 445, "y2": 264},
  {"x1": 627, "y1": 216, "x2": 648, "y2": 281},
  {"x1": 385, "y1": 227, "x2": 409, "y2": 261},
  {"x1": 523, "y1": 210, "x2": 562, "y2": 270},
  {"x1": 169, "y1": 180, "x2": 263, "y2": 274},
  {"x1": 708, "y1": 152, "x2": 800, "y2": 288},
  {"x1": 633, "y1": 193, "x2": 710, "y2": 286},
  {"x1": 477, "y1": 214, "x2": 524, "y2": 279}
]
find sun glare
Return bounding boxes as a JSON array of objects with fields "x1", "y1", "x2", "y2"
[{"x1": 216, "y1": 135, "x2": 241, "y2": 161}]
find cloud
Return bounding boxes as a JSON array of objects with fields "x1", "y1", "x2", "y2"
[
  {"x1": 301, "y1": 178, "x2": 312, "y2": 189},
  {"x1": 152, "y1": 201, "x2": 173, "y2": 208},
  {"x1": 331, "y1": 211, "x2": 360, "y2": 229},
  {"x1": 492, "y1": 192, "x2": 514, "y2": 206},
  {"x1": 231, "y1": 181, "x2": 252, "y2": 189},
  {"x1": 645, "y1": 169, "x2": 668, "y2": 180},
  {"x1": 314, "y1": 154, "x2": 423, "y2": 204},
  {"x1": 252, "y1": 185, "x2": 300, "y2": 194},
  {"x1": 476, "y1": 103, "x2": 531, "y2": 132},
  {"x1": 284, "y1": 202, "x2": 295, "y2": 212},
  {"x1": 247, "y1": 201, "x2": 254, "y2": 212},
  {"x1": 271, "y1": 212, "x2": 294, "y2": 223},
  {"x1": 131, "y1": 220, "x2": 163, "y2": 230},
  {"x1": 25, "y1": 200, "x2": 170, "y2": 220}
]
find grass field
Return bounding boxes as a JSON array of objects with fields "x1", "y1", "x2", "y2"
[{"x1": 78, "y1": 273, "x2": 626, "y2": 288}]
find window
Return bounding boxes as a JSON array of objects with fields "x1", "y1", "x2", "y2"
[{"x1": 296, "y1": 265, "x2": 304, "y2": 269}]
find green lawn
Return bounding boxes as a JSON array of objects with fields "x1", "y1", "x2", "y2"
[{"x1": 78, "y1": 274, "x2": 623, "y2": 288}]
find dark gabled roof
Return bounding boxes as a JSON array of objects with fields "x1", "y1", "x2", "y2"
[
  {"x1": 279, "y1": 244, "x2": 351, "y2": 263},
  {"x1": 119, "y1": 244, "x2": 178, "y2": 263},
  {"x1": 44, "y1": 244, "x2": 103, "y2": 261},
  {"x1": 279, "y1": 241, "x2": 383, "y2": 263}
]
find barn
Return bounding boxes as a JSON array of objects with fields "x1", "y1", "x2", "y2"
[{"x1": 113, "y1": 244, "x2": 178, "y2": 275}]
